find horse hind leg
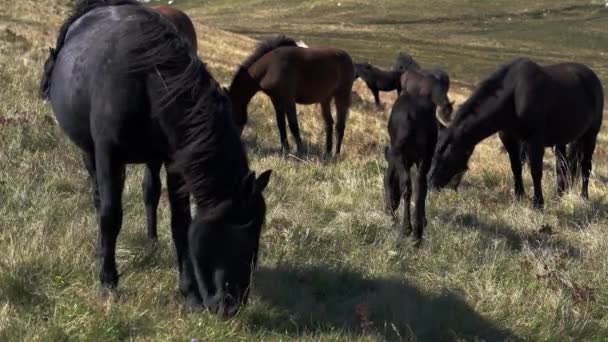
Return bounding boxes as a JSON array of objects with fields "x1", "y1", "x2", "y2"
[
  {"x1": 82, "y1": 152, "x2": 100, "y2": 211},
  {"x1": 94, "y1": 145, "x2": 126, "y2": 292},
  {"x1": 333, "y1": 88, "x2": 351, "y2": 155},
  {"x1": 320, "y1": 98, "x2": 334, "y2": 155},
  {"x1": 579, "y1": 131, "x2": 599, "y2": 199},
  {"x1": 143, "y1": 161, "x2": 162, "y2": 240},
  {"x1": 555, "y1": 145, "x2": 568, "y2": 197}
]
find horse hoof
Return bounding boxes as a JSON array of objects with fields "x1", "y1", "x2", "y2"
[
  {"x1": 98, "y1": 286, "x2": 119, "y2": 300},
  {"x1": 409, "y1": 236, "x2": 423, "y2": 249}
]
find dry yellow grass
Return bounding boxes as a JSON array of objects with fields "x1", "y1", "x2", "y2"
[{"x1": 1, "y1": 1, "x2": 608, "y2": 341}]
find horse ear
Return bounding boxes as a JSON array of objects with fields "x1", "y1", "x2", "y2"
[
  {"x1": 255, "y1": 170, "x2": 272, "y2": 194},
  {"x1": 241, "y1": 171, "x2": 256, "y2": 199},
  {"x1": 436, "y1": 107, "x2": 451, "y2": 127}
]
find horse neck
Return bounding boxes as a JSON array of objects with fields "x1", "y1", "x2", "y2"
[
  {"x1": 456, "y1": 91, "x2": 513, "y2": 146},
  {"x1": 231, "y1": 67, "x2": 261, "y2": 108}
]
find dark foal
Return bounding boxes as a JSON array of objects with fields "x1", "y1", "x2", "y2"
[
  {"x1": 142, "y1": 5, "x2": 198, "y2": 240},
  {"x1": 392, "y1": 52, "x2": 421, "y2": 72},
  {"x1": 385, "y1": 94, "x2": 437, "y2": 246},
  {"x1": 429, "y1": 58, "x2": 604, "y2": 209},
  {"x1": 229, "y1": 35, "x2": 354, "y2": 155},
  {"x1": 354, "y1": 62, "x2": 402, "y2": 110},
  {"x1": 40, "y1": 0, "x2": 271, "y2": 317}
]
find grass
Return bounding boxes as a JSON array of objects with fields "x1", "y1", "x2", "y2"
[{"x1": 1, "y1": 0, "x2": 608, "y2": 340}]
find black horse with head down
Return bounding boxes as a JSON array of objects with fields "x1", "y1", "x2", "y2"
[
  {"x1": 40, "y1": 0, "x2": 271, "y2": 317},
  {"x1": 429, "y1": 58, "x2": 603, "y2": 209}
]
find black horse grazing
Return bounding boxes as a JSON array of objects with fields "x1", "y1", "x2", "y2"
[
  {"x1": 385, "y1": 94, "x2": 437, "y2": 246},
  {"x1": 354, "y1": 62, "x2": 402, "y2": 110},
  {"x1": 40, "y1": 0, "x2": 271, "y2": 317},
  {"x1": 429, "y1": 58, "x2": 604, "y2": 209},
  {"x1": 392, "y1": 52, "x2": 421, "y2": 72}
]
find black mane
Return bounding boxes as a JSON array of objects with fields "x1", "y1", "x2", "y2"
[
  {"x1": 240, "y1": 34, "x2": 298, "y2": 69},
  {"x1": 125, "y1": 8, "x2": 249, "y2": 208},
  {"x1": 39, "y1": 0, "x2": 140, "y2": 100}
]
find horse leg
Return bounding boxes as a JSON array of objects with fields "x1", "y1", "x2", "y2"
[
  {"x1": 285, "y1": 102, "x2": 304, "y2": 154},
  {"x1": 400, "y1": 168, "x2": 413, "y2": 239},
  {"x1": 82, "y1": 152, "x2": 100, "y2": 211},
  {"x1": 320, "y1": 98, "x2": 334, "y2": 155},
  {"x1": 499, "y1": 131, "x2": 524, "y2": 198},
  {"x1": 165, "y1": 164, "x2": 200, "y2": 308},
  {"x1": 270, "y1": 97, "x2": 289, "y2": 152},
  {"x1": 555, "y1": 145, "x2": 568, "y2": 197},
  {"x1": 334, "y1": 88, "x2": 351, "y2": 155},
  {"x1": 371, "y1": 87, "x2": 382, "y2": 110},
  {"x1": 566, "y1": 140, "x2": 582, "y2": 186},
  {"x1": 526, "y1": 140, "x2": 545, "y2": 210},
  {"x1": 413, "y1": 158, "x2": 431, "y2": 246},
  {"x1": 94, "y1": 146, "x2": 125, "y2": 291},
  {"x1": 579, "y1": 133, "x2": 598, "y2": 199},
  {"x1": 142, "y1": 161, "x2": 162, "y2": 240}
]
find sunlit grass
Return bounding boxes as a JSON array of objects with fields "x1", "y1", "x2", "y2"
[{"x1": 1, "y1": 1, "x2": 608, "y2": 340}]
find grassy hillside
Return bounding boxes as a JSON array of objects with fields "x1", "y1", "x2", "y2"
[
  {"x1": 185, "y1": 0, "x2": 608, "y2": 87},
  {"x1": 1, "y1": 1, "x2": 608, "y2": 341}
]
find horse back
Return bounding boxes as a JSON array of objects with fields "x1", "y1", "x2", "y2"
[
  {"x1": 388, "y1": 95, "x2": 437, "y2": 160},
  {"x1": 151, "y1": 5, "x2": 197, "y2": 53}
]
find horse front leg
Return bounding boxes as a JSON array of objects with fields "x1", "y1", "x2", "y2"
[
  {"x1": 142, "y1": 160, "x2": 162, "y2": 240},
  {"x1": 165, "y1": 165, "x2": 200, "y2": 308},
  {"x1": 334, "y1": 88, "x2": 351, "y2": 155},
  {"x1": 285, "y1": 102, "x2": 304, "y2": 154},
  {"x1": 498, "y1": 131, "x2": 524, "y2": 198},
  {"x1": 94, "y1": 146, "x2": 125, "y2": 293},
  {"x1": 371, "y1": 87, "x2": 382, "y2": 110},
  {"x1": 82, "y1": 152, "x2": 100, "y2": 212},
  {"x1": 412, "y1": 159, "x2": 431, "y2": 247},
  {"x1": 270, "y1": 98, "x2": 289, "y2": 153},
  {"x1": 320, "y1": 99, "x2": 334, "y2": 155},
  {"x1": 527, "y1": 140, "x2": 545, "y2": 210}
]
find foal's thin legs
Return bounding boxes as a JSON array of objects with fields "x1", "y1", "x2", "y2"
[
  {"x1": 143, "y1": 161, "x2": 162, "y2": 240},
  {"x1": 285, "y1": 102, "x2": 304, "y2": 153},
  {"x1": 413, "y1": 158, "x2": 431, "y2": 243},
  {"x1": 370, "y1": 87, "x2": 381, "y2": 109},
  {"x1": 94, "y1": 146, "x2": 126, "y2": 290},
  {"x1": 580, "y1": 133, "x2": 598, "y2": 199},
  {"x1": 320, "y1": 99, "x2": 334, "y2": 155}
]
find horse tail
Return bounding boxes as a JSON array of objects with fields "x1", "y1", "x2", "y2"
[
  {"x1": 39, "y1": 0, "x2": 140, "y2": 100},
  {"x1": 240, "y1": 34, "x2": 298, "y2": 69}
]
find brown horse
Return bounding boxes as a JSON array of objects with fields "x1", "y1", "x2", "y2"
[
  {"x1": 151, "y1": 5, "x2": 197, "y2": 53},
  {"x1": 228, "y1": 35, "x2": 355, "y2": 155}
]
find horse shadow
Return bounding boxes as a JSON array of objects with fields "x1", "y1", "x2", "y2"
[
  {"x1": 437, "y1": 209, "x2": 580, "y2": 258},
  {"x1": 248, "y1": 264, "x2": 520, "y2": 341},
  {"x1": 242, "y1": 135, "x2": 341, "y2": 164}
]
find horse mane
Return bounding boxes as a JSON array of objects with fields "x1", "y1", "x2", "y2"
[
  {"x1": 240, "y1": 34, "x2": 298, "y2": 69},
  {"x1": 125, "y1": 7, "x2": 249, "y2": 207},
  {"x1": 39, "y1": 0, "x2": 140, "y2": 100},
  {"x1": 454, "y1": 58, "x2": 527, "y2": 119}
]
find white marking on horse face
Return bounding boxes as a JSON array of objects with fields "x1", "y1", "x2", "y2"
[{"x1": 296, "y1": 41, "x2": 309, "y2": 48}]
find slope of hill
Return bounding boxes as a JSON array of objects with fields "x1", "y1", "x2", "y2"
[{"x1": 1, "y1": 1, "x2": 607, "y2": 340}]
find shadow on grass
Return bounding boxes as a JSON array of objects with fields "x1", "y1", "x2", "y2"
[
  {"x1": 249, "y1": 264, "x2": 520, "y2": 341},
  {"x1": 440, "y1": 210, "x2": 580, "y2": 257},
  {"x1": 243, "y1": 134, "x2": 341, "y2": 164}
]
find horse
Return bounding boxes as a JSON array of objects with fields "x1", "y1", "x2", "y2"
[
  {"x1": 429, "y1": 58, "x2": 603, "y2": 209},
  {"x1": 152, "y1": 5, "x2": 197, "y2": 53},
  {"x1": 353, "y1": 62, "x2": 402, "y2": 110},
  {"x1": 400, "y1": 68, "x2": 453, "y2": 125},
  {"x1": 141, "y1": 5, "x2": 198, "y2": 241},
  {"x1": 228, "y1": 35, "x2": 355, "y2": 155},
  {"x1": 392, "y1": 52, "x2": 421, "y2": 72},
  {"x1": 384, "y1": 94, "x2": 437, "y2": 246},
  {"x1": 39, "y1": 0, "x2": 272, "y2": 317}
]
